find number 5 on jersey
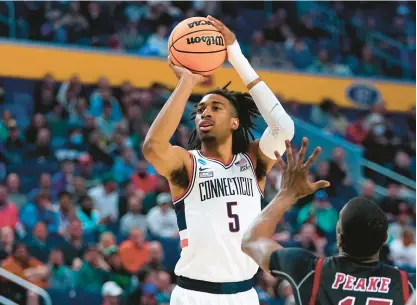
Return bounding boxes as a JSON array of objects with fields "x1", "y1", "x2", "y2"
[{"x1": 227, "y1": 201, "x2": 240, "y2": 232}]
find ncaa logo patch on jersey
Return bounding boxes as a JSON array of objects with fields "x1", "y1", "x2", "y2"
[{"x1": 198, "y1": 159, "x2": 207, "y2": 166}]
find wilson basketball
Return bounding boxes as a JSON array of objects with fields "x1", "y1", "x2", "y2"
[{"x1": 168, "y1": 17, "x2": 226, "y2": 76}]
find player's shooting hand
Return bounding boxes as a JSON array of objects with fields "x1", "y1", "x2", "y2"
[
  {"x1": 207, "y1": 15, "x2": 236, "y2": 45},
  {"x1": 275, "y1": 137, "x2": 330, "y2": 200},
  {"x1": 168, "y1": 56, "x2": 208, "y2": 86}
]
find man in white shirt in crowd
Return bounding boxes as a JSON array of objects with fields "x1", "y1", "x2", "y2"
[
  {"x1": 120, "y1": 195, "x2": 147, "y2": 236},
  {"x1": 88, "y1": 174, "x2": 119, "y2": 224},
  {"x1": 389, "y1": 228, "x2": 416, "y2": 270},
  {"x1": 146, "y1": 193, "x2": 178, "y2": 238}
]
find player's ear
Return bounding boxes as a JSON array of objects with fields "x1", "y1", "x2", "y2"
[{"x1": 231, "y1": 118, "x2": 239, "y2": 131}]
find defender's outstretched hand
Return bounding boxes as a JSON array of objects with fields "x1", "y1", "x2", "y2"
[
  {"x1": 168, "y1": 56, "x2": 208, "y2": 86},
  {"x1": 275, "y1": 138, "x2": 330, "y2": 200},
  {"x1": 207, "y1": 15, "x2": 236, "y2": 45}
]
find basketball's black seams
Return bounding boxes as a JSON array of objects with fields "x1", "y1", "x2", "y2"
[
  {"x1": 169, "y1": 49, "x2": 223, "y2": 73},
  {"x1": 170, "y1": 165, "x2": 190, "y2": 189}
]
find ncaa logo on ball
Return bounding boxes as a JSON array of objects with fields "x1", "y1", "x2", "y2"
[
  {"x1": 346, "y1": 83, "x2": 381, "y2": 109},
  {"x1": 187, "y1": 20, "x2": 213, "y2": 28}
]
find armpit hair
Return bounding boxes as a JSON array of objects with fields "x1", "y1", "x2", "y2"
[
  {"x1": 170, "y1": 165, "x2": 190, "y2": 189},
  {"x1": 255, "y1": 157, "x2": 267, "y2": 181}
]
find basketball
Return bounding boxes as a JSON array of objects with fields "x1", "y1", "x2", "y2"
[{"x1": 168, "y1": 17, "x2": 227, "y2": 76}]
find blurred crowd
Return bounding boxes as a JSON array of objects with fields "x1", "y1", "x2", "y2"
[
  {"x1": 0, "y1": 71, "x2": 415, "y2": 305},
  {"x1": 1, "y1": 1, "x2": 415, "y2": 79}
]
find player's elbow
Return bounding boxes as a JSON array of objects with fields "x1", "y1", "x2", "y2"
[
  {"x1": 241, "y1": 233, "x2": 253, "y2": 256},
  {"x1": 142, "y1": 139, "x2": 159, "y2": 161}
]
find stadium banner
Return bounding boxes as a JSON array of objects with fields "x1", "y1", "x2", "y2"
[{"x1": 1, "y1": 41, "x2": 415, "y2": 111}]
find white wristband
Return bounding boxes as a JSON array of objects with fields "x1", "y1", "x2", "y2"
[{"x1": 227, "y1": 41, "x2": 259, "y2": 85}]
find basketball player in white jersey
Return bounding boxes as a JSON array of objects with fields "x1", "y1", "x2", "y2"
[{"x1": 143, "y1": 16, "x2": 295, "y2": 305}]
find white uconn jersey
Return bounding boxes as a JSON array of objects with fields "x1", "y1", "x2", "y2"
[{"x1": 173, "y1": 150, "x2": 263, "y2": 282}]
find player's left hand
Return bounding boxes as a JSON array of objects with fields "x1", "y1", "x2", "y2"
[
  {"x1": 275, "y1": 137, "x2": 330, "y2": 199},
  {"x1": 207, "y1": 15, "x2": 236, "y2": 45}
]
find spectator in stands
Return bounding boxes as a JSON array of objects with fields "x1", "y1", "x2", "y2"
[
  {"x1": 102, "y1": 281, "x2": 123, "y2": 305},
  {"x1": 147, "y1": 193, "x2": 178, "y2": 238},
  {"x1": 78, "y1": 155, "x2": 100, "y2": 187},
  {"x1": 88, "y1": 130, "x2": 114, "y2": 166},
  {"x1": 389, "y1": 228, "x2": 416, "y2": 271},
  {"x1": 75, "y1": 245, "x2": 109, "y2": 291},
  {"x1": 119, "y1": 21, "x2": 144, "y2": 51},
  {"x1": 156, "y1": 270, "x2": 173, "y2": 304},
  {"x1": 388, "y1": 212, "x2": 414, "y2": 243},
  {"x1": 143, "y1": 241, "x2": 165, "y2": 272},
  {"x1": 379, "y1": 183, "x2": 402, "y2": 221},
  {"x1": 28, "y1": 172, "x2": 58, "y2": 203},
  {"x1": 307, "y1": 48, "x2": 333, "y2": 74},
  {"x1": 35, "y1": 81, "x2": 58, "y2": 115},
  {"x1": 293, "y1": 223, "x2": 327, "y2": 257},
  {"x1": 0, "y1": 184, "x2": 19, "y2": 229},
  {"x1": 364, "y1": 103, "x2": 386, "y2": 131},
  {"x1": 392, "y1": 151, "x2": 413, "y2": 180},
  {"x1": 142, "y1": 176, "x2": 170, "y2": 214},
  {"x1": 20, "y1": 192, "x2": 60, "y2": 233},
  {"x1": 297, "y1": 190, "x2": 339, "y2": 236},
  {"x1": 60, "y1": 219, "x2": 88, "y2": 266},
  {"x1": 328, "y1": 147, "x2": 348, "y2": 186},
  {"x1": 113, "y1": 147, "x2": 138, "y2": 184},
  {"x1": 263, "y1": 9, "x2": 293, "y2": 43},
  {"x1": 105, "y1": 248, "x2": 131, "y2": 290},
  {"x1": 131, "y1": 161, "x2": 158, "y2": 194},
  {"x1": 345, "y1": 116, "x2": 368, "y2": 145},
  {"x1": 89, "y1": 77, "x2": 123, "y2": 123},
  {"x1": 120, "y1": 182, "x2": 146, "y2": 218},
  {"x1": 6, "y1": 173, "x2": 27, "y2": 211},
  {"x1": 249, "y1": 31, "x2": 279, "y2": 68},
  {"x1": 0, "y1": 226, "x2": 15, "y2": 261},
  {"x1": 5, "y1": 121, "x2": 25, "y2": 151},
  {"x1": 72, "y1": 176, "x2": 89, "y2": 204},
  {"x1": 98, "y1": 232, "x2": 117, "y2": 256},
  {"x1": 25, "y1": 113, "x2": 47, "y2": 144},
  {"x1": 97, "y1": 100, "x2": 118, "y2": 140},
  {"x1": 2, "y1": 243, "x2": 50, "y2": 289},
  {"x1": 56, "y1": 191, "x2": 76, "y2": 234},
  {"x1": 86, "y1": 2, "x2": 114, "y2": 38},
  {"x1": 119, "y1": 228, "x2": 150, "y2": 274},
  {"x1": 26, "y1": 128, "x2": 53, "y2": 159},
  {"x1": 57, "y1": 75, "x2": 86, "y2": 111},
  {"x1": 140, "y1": 25, "x2": 169, "y2": 56},
  {"x1": 120, "y1": 195, "x2": 147, "y2": 236},
  {"x1": 48, "y1": 248, "x2": 74, "y2": 290},
  {"x1": 52, "y1": 159, "x2": 76, "y2": 195},
  {"x1": 310, "y1": 98, "x2": 333, "y2": 129},
  {"x1": 77, "y1": 195, "x2": 101, "y2": 234},
  {"x1": 361, "y1": 179, "x2": 376, "y2": 201},
  {"x1": 89, "y1": 174, "x2": 120, "y2": 222},
  {"x1": 357, "y1": 46, "x2": 383, "y2": 77},
  {"x1": 26, "y1": 222, "x2": 50, "y2": 263},
  {"x1": 54, "y1": 1, "x2": 89, "y2": 43},
  {"x1": 69, "y1": 97, "x2": 89, "y2": 127},
  {"x1": 285, "y1": 38, "x2": 313, "y2": 70}
]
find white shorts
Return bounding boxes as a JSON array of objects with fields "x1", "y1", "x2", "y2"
[{"x1": 170, "y1": 285, "x2": 260, "y2": 305}]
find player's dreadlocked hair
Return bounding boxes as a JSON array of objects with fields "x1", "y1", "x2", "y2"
[{"x1": 188, "y1": 82, "x2": 260, "y2": 155}]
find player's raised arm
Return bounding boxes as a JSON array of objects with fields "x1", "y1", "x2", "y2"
[
  {"x1": 207, "y1": 16, "x2": 295, "y2": 164},
  {"x1": 142, "y1": 59, "x2": 207, "y2": 177},
  {"x1": 241, "y1": 138, "x2": 330, "y2": 272}
]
